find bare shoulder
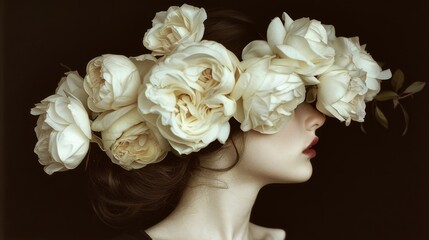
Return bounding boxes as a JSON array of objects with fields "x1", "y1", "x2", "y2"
[{"x1": 249, "y1": 223, "x2": 286, "y2": 240}]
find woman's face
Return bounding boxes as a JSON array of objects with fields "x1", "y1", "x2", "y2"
[{"x1": 236, "y1": 103, "x2": 326, "y2": 185}]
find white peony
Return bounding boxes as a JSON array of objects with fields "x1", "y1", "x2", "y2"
[
  {"x1": 92, "y1": 105, "x2": 169, "y2": 170},
  {"x1": 331, "y1": 37, "x2": 392, "y2": 101},
  {"x1": 83, "y1": 54, "x2": 142, "y2": 112},
  {"x1": 242, "y1": 12, "x2": 335, "y2": 80},
  {"x1": 31, "y1": 94, "x2": 92, "y2": 175},
  {"x1": 143, "y1": 4, "x2": 207, "y2": 56},
  {"x1": 232, "y1": 56, "x2": 306, "y2": 134},
  {"x1": 316, "y1": 67, "x2": 370, "y2": 125},
  {"x1": 139, "y1": 40, "x2": 239, "y2": 155}
]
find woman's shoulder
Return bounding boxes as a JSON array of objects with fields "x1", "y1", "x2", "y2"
[
  {"x1": 249, "y1": 223, "x2": 286, "y2": 240},
  {"x1": 111, "y1": 229, "x2": 153, "y2": 240}
]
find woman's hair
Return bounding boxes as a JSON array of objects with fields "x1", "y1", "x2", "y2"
[{"x1": 87, "y1": 8, "x2": 261, "y2": 229}]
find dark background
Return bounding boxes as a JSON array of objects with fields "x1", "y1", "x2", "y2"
[{"x1": 2, "y1": 0, "x2": 428, "y2": 239}]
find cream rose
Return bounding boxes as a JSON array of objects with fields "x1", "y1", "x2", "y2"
[
  {"x1": 55, "y1": 71, "x2": 88, "y2": 110},
  {"x1": 92, "y1": 105, "x2": 169, "y2": 170},
  {"x1": 332, "y1": 37, "x2": 392, "y2": 101},
  {"x1": 139, "y1": 40, "x2": 239, "y2": 155},
  {"x1": 143, "y1": 4, "x2": 207, "y2": 56},
  {"x1": 84, "y1": 54, "x2": 142, "y2": 112},
  {"x1": 242, "y1": 12, "x2": 335, "y2": 78},
  {"x1": 316, "y1": 68, "x2": 370, "y2": 125},
  {"x1": 232, "y1": 56, "x2": 306, "y2": 134},
  {"x1": 130, "y1": 54, "x2": 158, "y2": 80},
  {"x1": 31, "y1": 94, "x2": 92, "y2": 175}
]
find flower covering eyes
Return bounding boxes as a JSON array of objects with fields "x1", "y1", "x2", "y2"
[
  {"x1": 232, "y1": 56, "x2": 306, "y2": 134},
  {"x1": 315, "y1": 37, "x2": 392, "y2": 125},
  {"x1": 31, "y1": 3, "x2": 396, "y2": 173},
  {"x1": 240, "y1": 12, "x2": 391, "y2": 129}
]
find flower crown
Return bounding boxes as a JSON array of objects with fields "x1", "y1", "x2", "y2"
[{"x1": 32, "y1": 4, "x2": 420, "y2": 174}]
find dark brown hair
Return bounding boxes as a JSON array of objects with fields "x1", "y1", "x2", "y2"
[{"x1": 87, "y1": 8, "x2": 261, "y2": 229}]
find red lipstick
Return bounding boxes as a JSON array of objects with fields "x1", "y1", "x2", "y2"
[{"x1": 303, "y1": 137, "x2": 319, "y2": 158}]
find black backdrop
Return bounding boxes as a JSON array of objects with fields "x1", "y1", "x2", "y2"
[{"x1": 2, "y1": 0, "x2": 429, "y2": 239}]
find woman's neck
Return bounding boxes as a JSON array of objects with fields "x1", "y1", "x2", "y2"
[{"x1": 147, "y1": 170, "x2": 264, "y2": 240}]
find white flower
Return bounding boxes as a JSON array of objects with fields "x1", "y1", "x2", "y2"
[
  {"x1": 316, "y1": 68, "x2": 370, "y2": 125},
  {"x1": 242, "y1": 12, "x2": 335, "y2": 79},
  {"x1": 332, "y1": 37, "x2": 392, "y2": 101},
  {"x1": 324, "y1": 24, "x2": 337, "y2": 44},
  {"x1": 139, "y1": 40, "x2": 239, "y2": 155},
  {"x1": 232, "y1": 56, "x2": 306, "y2": 134},
  {"x1": 55, "y1": 71, "x2": 88, "y2": 110},
  {"x1": 83, "y1": 54, "x2": 142, "y2": 112},
  {"x1": 143, "y1": 4, "x2": 207, "y2": 56},
  {"x1": 92, "y1": 105, "x2": 169, "y2": 170},
  {"x1": 130, "y1": 54, "x2": 158, "y2": 80},
  {"x1": 31, "y1": 94, "x2": 92, "y2": 175}
]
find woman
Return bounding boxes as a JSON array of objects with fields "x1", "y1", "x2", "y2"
[
  {"x1": 140, "y1": 103, "x2": 324, "y2": 240},
  {"x1": 30, "y1": 3, "x2": 420, "y2": 240}
]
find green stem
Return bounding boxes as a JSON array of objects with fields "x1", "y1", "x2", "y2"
[{"x1": 397, "y1": 92, "x2": 414, "y2": 100}]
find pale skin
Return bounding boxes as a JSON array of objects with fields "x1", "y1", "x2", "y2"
[{"x1": 147, "y1": 103, "x2": 326, "y2": 240}]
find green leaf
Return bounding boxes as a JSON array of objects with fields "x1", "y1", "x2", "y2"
[
  {"x1": 375, "y1": 91, "x2": 398, "y2": 101},
  {"x1": 399, "y1": 103, "x2": 410, "y2": 136},
  {"x1": 391, "y1": 69, "x2": 404, "y2": 92},
  {"x1": 403, "y1": 81, "x2": 426, "y2": 94},
  {"x1": 393, "y1": 99, "x2": 399, "y2": 109},
  {"x1": 375, "y1": 105, "x2": 388, "y2": 128}
]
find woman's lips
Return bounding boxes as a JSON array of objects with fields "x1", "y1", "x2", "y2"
[{"x1": 303, "y1": 137, "x2": 319, "y2": 158}]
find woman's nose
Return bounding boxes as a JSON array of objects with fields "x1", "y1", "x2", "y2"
[{"x1": 297, "y1": 103, "x2": 326, "y2": 131}]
